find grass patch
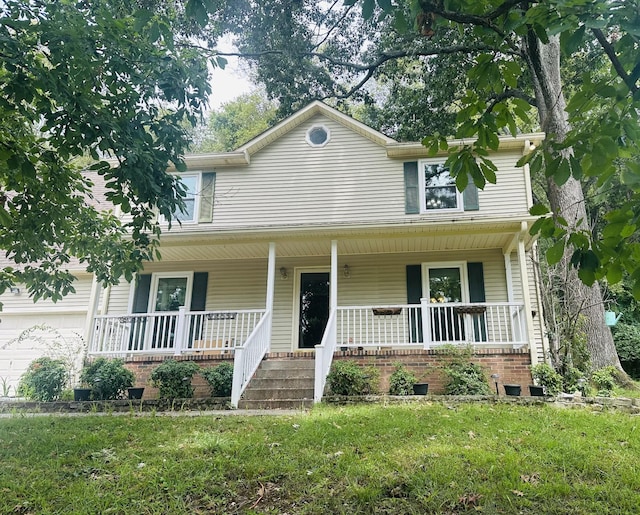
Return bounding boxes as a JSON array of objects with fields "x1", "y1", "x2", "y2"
[{"x1": 1, "y1": 403, "x2": 639, "y2": 513}]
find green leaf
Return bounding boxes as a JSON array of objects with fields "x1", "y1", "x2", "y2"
[
  {"x1": 606, "y1": 263, "x2": 623, "y2": 284},
  {"x1": 546, "y1": 240, "x2": 566, "y2": 265},
  {"x1": 560, "y1": 25, "x2": 585, "y2": 55},
  {"x1": 362, "y1": 0, "x2": 375, "y2": 20},
  {"x1": 0, "y1": 208, "x2": 12, "y2": 228},
  {"x1": 529, "y1": 204, "x2": 550, "y2": 216},
  {"x1": 554, "y1": 158, "x2": 571, "y2": 186}
]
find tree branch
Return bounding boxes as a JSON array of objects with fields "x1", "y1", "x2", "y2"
[
  {"x1": 487, "y1": 88, "x2": 537, "y2": 112},
  {"x1": 592, "y1": 28, "x2": 638, "y2": 94}
]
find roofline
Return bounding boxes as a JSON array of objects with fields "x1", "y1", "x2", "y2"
[{"x1": 386, "y1": 132, "x2": 546, "y2": 159}]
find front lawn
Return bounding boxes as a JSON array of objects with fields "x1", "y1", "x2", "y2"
[{"x1": 1, "y1": 403, "x2": 638, "y2": 514}]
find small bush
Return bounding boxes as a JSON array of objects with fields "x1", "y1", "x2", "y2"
[
  {"x1": 562, "y1": 365, "x2": 586, "y2": 394},
  {"x1": 612, "y1": 323, "x2": 640, "y2": 378},
  {"x1": 150, "y1": 359, "x2": 200, "y2": 399},
  {"x1": 444, "y1": 362, "x2": 491, "y2": 395},
  {"x1": 388, "y1": 364, "x2": 417, "y2": 396},
  {"x1": 326, "y1": 360, "x2": 377, "y2": 396},
  {"x1": 530, "y1": 363, "x2": 563, "y2": 396},
  {"x1": 202, "y1": 363, "x2": 234, "y2": 397},
  {"x1": 591, "y1": 366, "x2": 617, "y2": 397},
  {"x1": 80, "y1": 358, "x2": 134, "y2": 400},
  {"x1": 18, "y1": 357, "x2": 67, "y2": 401}
]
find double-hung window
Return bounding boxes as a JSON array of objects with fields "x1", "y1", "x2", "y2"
[
  {"x1": 174, "y1": 174, "x2": 200, "y2": 223},
  {"x1": 421, "y1": 162, "x2": 462, "y2": 212}
]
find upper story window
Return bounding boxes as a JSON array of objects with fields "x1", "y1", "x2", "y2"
[
  {"x1": 159, "y1": 172, "x2": 216, "y2": 225},
  {"x1": 174, "y1": 174, "x2": 200, "y2": 223},
  {"x1": 420, "y1": 162, "x2": 463, "y2": 212},
  {"x1": 306, "y1": 125, "x2": 330, "y2": 147}
]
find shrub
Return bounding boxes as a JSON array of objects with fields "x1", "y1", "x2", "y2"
[
  {"x1": 80, "y1": 358, "x2": 135, "y2": 400},
  {"x1": 562, "y1": 365, "x2": 586, "y2": 394},
  {"x1": 202, "y1": 363, "x2": 234, "y2": 397},
  {"x1": 18, "y1": 357, "x2": 67, "y2": 401},
  {"x1": 150, "y1": 360, "x2": 200, "y2": 399},
  {"x1": 443, "y1": 362, "x2": 491, "y2": 395},
  {"x1": 591, "y1": 366, "x2": 617, "y2": 397},
  {"x1": 530, "y1": 363, "x2": 563, "y2": 396},
  {"x1": 388, "y1": 364, "x2": 417, "y2": 396},
  {"x1": 326, "y1": 360, "x2": 377, "y2": 396},
  {"x1": 612, "y1": 323, "x2": 640, "y2": 378}
]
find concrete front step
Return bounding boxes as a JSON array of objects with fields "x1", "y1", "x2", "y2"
[
  {"x1": 238, "y1": 398, "x2": 314, "y2": 410},
  {"x1": 248, "y1": 377, "x2": 315, "y2": 390},
  {"x1": 257, "y1": 359, "x2": 315, "y2": 371},
  {"x1": 242, "y1": 387, "x2": 315, "y2": 401}
]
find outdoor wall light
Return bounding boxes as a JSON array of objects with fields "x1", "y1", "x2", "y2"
[
  {"x1": 343, "y1": 264, "x2": 351, "y2": 278},
  {"x1": 9, "y1": 287, "x2": 20, "y2": 294},
  {"x1": 279, "y1": 267, "x2": 288, "y2": 280},
  {"x1": 490, "y1": 373, "x2": 500, "y2": 395}
]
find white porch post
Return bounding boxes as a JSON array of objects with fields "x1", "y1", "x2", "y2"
[
  {"x1": 265, "y1": 242, "x2": 276, "y2": 344},
  {"x1": 504, "y1": 253, "x2": 514, "y2": 303},
  {"x1": 83, "y1": 276, "x2": 101, "y2": 354},
  {"x1": 330, "y1": 240, "x2": 338, "y2": 311},
  {"x1": 516, "y1": 223, "x2": 537, "y2": 365},
  {"x1": 174, "y1": 307, "x2": 187, "y2": 356}
]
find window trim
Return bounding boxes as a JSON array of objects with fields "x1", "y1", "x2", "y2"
[
  {"x1": 305, "y1": 124, "x2": 331, "y2": 148},
  {"x1": 148, "y1": 271, "x2": 194, "y2": 313},
  {"x1": 159, "y1": 173, "x2": 202, "y2": 224},
  {"x1": 422, "y1": 261, "x2": 469, "y2": 304},
  {"x1": 418, "y1": 160, "x2": 463, "y2": 213}
]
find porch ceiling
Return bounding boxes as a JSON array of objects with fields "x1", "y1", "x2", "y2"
[{"x1": 157, "y1": 219, "x2": 531, "y2": 261}]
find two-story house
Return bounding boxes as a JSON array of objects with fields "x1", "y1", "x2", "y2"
[{"x1": 1, "y1": 101, "x2": 547, "y2": 406}]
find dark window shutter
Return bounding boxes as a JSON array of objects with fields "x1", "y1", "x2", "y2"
[
  {"x1": 462, "y1": 177, "x2": 479, "y2": 211},
  {"x1": 132, "y1": 274, "x2": 152, "y2": 313},
  {"x1": 467, "y1": 262, "x2": 485, "y2": 302},
  {"x1": 190, "y1": 272, "x2": 208, "y2": 311},
  {"x1": 198, "y1": 172, "x2": 216, "y2": 223},
  {"x1": 130, "y1": 274, "x2": 151, "y2": 350},
  {"x1": 406, "y1": 265, "x2": 423, "y2": 343},
  {"x1": 467, "y1": 262, "x2": 487, "y2": 341},
  {"x1": 404, "y1": 162, "x2": 420, "y2": 214}
]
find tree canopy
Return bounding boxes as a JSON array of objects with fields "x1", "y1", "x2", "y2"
[{"x1": 0, "y1": 0, "x2": 215, "y2": 303}]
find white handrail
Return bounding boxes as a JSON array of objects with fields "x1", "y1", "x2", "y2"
[
  {"x1": 314, "y1": 308, "x2": 337, "y2": 403},
  {"x1": 230, "y1": 310, "x2": 272, "y2": 408}
]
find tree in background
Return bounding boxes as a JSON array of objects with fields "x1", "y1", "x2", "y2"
[
  {"x1": 0, "y1": 0, "x2": 216, "y2": 303},
  {"x1": 192, "y1": 92, "x2": 278, "y2": 152}
]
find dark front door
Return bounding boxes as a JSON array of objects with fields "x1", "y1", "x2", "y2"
[{"x1": 298, "y1": 272, "x2": 330, "y2": 349}]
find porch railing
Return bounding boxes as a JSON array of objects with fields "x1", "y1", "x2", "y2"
[
  {"x1": 231, "y1": 310, "x2": 272, "y2": 408},
  {"x1": 334, "y1": 302, "x2": 527, "y2": 349},
  {"x1": 89, "y1": 309, "x2": 266, "y2": 356},
  {"x1": 314, "y1": 308, "x2": 337, "y2": 403}
]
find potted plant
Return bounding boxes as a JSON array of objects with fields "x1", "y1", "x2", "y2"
[
  {"x1": 503, "y1": 384, "x2": 521, "y2": 396},
  {"x1": 530, "y1": 363, "x2": 563, "y2": 396},
  {"x1": 388, "y1": 363, "x2": 417, "y2": 396},
  {"x1": 127, "y1": 386, "x2": 145, "y2": 400},
  {"x1": 80, "y1": 358, "x2": 135, "y2": 400}
]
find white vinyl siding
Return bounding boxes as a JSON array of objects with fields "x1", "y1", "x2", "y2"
[
  {"x1": 170, "y1": 117, "x2": 532, "y2": 233},
  {"x1": 0, "y1": 275, "x2": 94, "y2": 393}
]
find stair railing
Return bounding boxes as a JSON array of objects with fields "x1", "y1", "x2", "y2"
[
  {"x1": 314, "y1": 308, "x2": 337, "y2": 403},
  {"x1": 231, "y1": 310, "x2": 271, "y2": 408}
]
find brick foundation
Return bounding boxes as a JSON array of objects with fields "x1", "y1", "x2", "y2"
[{"x1": 122, "y1": 348, "x2": 532, "y2": 399}]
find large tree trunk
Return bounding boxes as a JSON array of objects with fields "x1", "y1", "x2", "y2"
[{"x1": 524, "y1": 33, "x2": 624, "y2": 373}]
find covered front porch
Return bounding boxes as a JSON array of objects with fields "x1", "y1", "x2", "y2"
[{"x1": 86, "y1": 221, "x2": 543, "y2": 407}]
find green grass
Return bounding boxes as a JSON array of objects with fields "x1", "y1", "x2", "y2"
[{"x1": 1, "y1": 403, "x2": 639, "y2": 514}]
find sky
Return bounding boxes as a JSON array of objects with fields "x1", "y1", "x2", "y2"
[{"x1": 207, "y1": 38, "x2": 254, "y2": 109}]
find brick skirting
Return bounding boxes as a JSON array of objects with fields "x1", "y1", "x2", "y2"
[{"x1": 122, "y1": 348, "x2": 532, "y2": 399}]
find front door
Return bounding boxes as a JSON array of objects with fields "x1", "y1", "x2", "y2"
[
  {"x1": 150, "y1": 275, "x2": 190, "y2": 349},
  {"x1": 297, "y1": 272, "x2": 330, "y2": 349},
  {"x1": 424, "y1": 264, "x2": 468, "y2": 343}
]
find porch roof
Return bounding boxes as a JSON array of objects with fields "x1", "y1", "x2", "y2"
[{"x1": 156, "y1": 217, "x2": 536, "y2": 261}]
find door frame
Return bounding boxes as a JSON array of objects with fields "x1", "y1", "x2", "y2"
[
  {"x1": 292, "y1": 266, "x2": 330, "y2": 351},
  {"x1": 421, "y1": 261, "x2": 469, "y2": 303}
]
